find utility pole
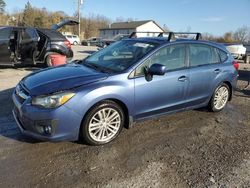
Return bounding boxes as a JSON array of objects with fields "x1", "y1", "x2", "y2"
[{"x1": 78, "y1": 0, "x2": 83, "y2": 38}]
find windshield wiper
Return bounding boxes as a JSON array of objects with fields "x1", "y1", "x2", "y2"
[{"x1": 83, "y1": 62, "x2": 113, "y2": 73}]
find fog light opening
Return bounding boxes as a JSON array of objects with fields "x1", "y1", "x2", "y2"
[{"x1": 43, "y1": 125, "x2": 52, "y2": 135}]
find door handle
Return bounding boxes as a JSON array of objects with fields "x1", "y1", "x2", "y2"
[
  {"x1": 214, "y1": 69, "x2": 221, "y2": 74},
  {"x1": 178, "y1": 76, "x2": 188, "y2": 82}
]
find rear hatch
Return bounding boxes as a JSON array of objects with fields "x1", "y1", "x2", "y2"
[{"x1": 51, "y1": 19, "x2": 79, "y2": 30}]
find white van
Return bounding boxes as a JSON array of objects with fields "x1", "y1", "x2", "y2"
[{"x1": 64, "y1": 35, "x2": 80, "y2": 45}]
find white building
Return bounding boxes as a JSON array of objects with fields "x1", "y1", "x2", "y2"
[{"x1": 99, "y1": 20, "x2": 165, "y2": 39}]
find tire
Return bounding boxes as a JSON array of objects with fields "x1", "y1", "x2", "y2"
[
  {"x1": 81, "y1": 100, "x2": 124, "y2": 145},
  {"x1": 45, "y1": 55, "x2": 52, "y2": 67},
  {"x1": 32, "y1": 50, "x2": 39, "y2": 65},
  {"x1": 45, "y1": 53, "x2": 62, "y2": 67},
  {"x1": 209, "y1": 83, "x2": 230, "y2": 112},
  {"x1": 73, "y1": 41, "x2": 78, "y2": 45},
  {"x1": 245, "y1": 55, "x2": 250, "y2": 64}
]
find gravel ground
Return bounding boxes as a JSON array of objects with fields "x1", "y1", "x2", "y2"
[{"x1": 0, "y1": 47, "x2": 250, "y2": 187}]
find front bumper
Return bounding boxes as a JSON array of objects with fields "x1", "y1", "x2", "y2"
[{"x1": 12, "y1": 91, "x2": 82, "y2": 142}]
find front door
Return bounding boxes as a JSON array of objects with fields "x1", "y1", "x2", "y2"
[{"x1": 134, "y1": 44, "x2": 189, "y2": 120}]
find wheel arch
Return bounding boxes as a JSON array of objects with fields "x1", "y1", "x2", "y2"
[
  {"x1": 211, "y1": 80, "x2": 233, "y2": 102},
  {"x1": 223, "y1": 81, "x2": 233, "y2": 101},
  {"x1": 79, "y1": 98, "x2": 131, "y2": 139}
]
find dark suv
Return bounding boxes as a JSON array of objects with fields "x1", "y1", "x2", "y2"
[{"x1": 0, "y1": 19, "x2": 78, "y2": 66}]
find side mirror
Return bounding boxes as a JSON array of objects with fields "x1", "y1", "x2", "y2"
[{"x1": 148, "y1": 64, "x2": 166, "y2": 76}]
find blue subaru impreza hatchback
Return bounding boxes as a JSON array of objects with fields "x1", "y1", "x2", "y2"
[{"x1": 12, "y1": 32, "x2": 238, "y2": 145}]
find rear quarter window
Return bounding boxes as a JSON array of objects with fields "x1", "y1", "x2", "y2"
[{"x1": 218, "y1": 49, "x2": 228, "y2": 62}]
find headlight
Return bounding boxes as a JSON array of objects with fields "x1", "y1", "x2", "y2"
[{"x1": 32, "y1": 92, "x2": 75, "y2": 108}]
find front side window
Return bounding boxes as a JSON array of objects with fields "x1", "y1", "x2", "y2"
[
  {"x1": 84, "y1": 40, "x2": 158, "y2": 73},
  {"x1": 135, "y1": 44, "x2": 186, "y2": 76},
  {"x1": 189, "y1": 44, "x2": 220, "y2": 66}
]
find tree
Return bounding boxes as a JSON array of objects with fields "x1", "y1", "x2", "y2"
[
  {"x1": 22, "y1": 1, "x2": 34, "y2": 26},
  {"x1": 234, "y1": 26, "x2": 249, "y2": 43},
  {"x1": 0, "y1": 0, "x2": 5, "y2": 14},
  {"x1": 34, "y1": 17, "x2": 44, "y2": 28}
]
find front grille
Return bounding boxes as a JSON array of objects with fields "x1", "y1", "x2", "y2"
[{"x1": 15, "y1": 84, "x2": 30, "y2": 104}]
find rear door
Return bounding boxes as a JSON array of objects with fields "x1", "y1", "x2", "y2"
[
  {"x1": 0, "y1": 27, "x2": 12, "y2": 64},
  {"x1": 186, "y1": 43, "x2": 222, "y2": 107},
  {"x1": 19, "y1": 28, "x2": 39, "y2": 63}
]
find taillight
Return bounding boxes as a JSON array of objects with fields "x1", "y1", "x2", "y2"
[
  {"x1": 64, "y1": 40, "x2": 71, "y2": 48},
  {"x1": 232, "y1": 60, "x2": 239, "y2": 70}
]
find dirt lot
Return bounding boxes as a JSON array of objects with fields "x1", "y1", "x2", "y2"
[{"x1": 0, "y1": 46, "x2": 250, "y2": 188}]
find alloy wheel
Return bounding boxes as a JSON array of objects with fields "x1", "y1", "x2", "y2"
[
  {"x1": 88, "y1": 107, "x2": 121, "y2": 142},
  {"x1": 213, "y1": 86, "x2": 229, "y2": 110}
]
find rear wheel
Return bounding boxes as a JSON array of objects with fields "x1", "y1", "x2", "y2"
[
  {"x1": 45, "y1": 55, "x2": 52, "y2": 67},
  {"x1": 209, "y1": 84, "x2": 230, "y2": 112},
  {"x1": 81, "y1": 100, "x2": 124, "y2": 145},
  {"x1": 245, "y1": 55, "x2": 250, "y2": 64},
  {"x1": 45, "y1": 53, "x2": 59, "y2": 67},
  {"x1": 32, "y1": 50, "x2": 39, "y2": 65}
]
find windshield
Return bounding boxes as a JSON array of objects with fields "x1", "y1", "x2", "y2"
[{"x1": 83, "y1": 40, "x2": 159, "y2": 73}]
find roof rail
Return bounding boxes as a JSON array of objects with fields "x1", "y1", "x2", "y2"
[{"x1": 129, "y1": 31, "x2": 202, "y2": 40}]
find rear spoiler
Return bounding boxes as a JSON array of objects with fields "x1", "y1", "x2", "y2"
[{"x1": 129, "y1": 32, "x2": 202, "y2": 41}]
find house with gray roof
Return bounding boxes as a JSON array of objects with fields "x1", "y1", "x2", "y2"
[{"x1": 99, "y1": 20, "x2": 164, "y2": 39}]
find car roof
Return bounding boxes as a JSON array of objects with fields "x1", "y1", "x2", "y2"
[
  {"x1": 0, "y1": 26, "x2": 66, "y2": 41},
  {"x1": 125, "y1": 37, "x2": 227, "y2": 51},
  {"x1": 0, "y1": 26, "x2": 27, "y2": 29}
]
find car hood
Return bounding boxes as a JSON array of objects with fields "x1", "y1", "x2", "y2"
[{"x1": 21, "y1": 63, "x2": 109, "y2": 96}]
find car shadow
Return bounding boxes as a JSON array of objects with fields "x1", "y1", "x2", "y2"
[
  {"x1": 235, "y1": 68, "x2": 250, "y2": 97},
  {"x1": 0, "y1": 87, "x2": 40, "y2": 143},
  {"x1": 238, "y1": 69, "x2": 250, "y2": 82}
]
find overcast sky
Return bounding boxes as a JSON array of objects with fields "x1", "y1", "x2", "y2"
[{"x1": 6, "y1": 0, "x2": 250, "y2": 36}]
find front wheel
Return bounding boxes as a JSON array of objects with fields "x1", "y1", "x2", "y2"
[
  {"x1": 209, "y1": 84, "x2": 230, "y2": 112},
  {"x1": 81, "y1": 100, "x2": 124, "y2": 145},
  {"x1": 73, "y1": 41, "x2": 78, "y2": 45}
]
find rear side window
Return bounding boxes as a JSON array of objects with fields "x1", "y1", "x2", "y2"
[
  {"x1": 0, "y1": 28, "x2": 12, "y2": 40},
  {"x1": 26, "y1": 28, "x2": 39, "y2": 41},
  {"x1": 189, "y1": 44, "x2": 220, "y2": 66},
  {"x1": 218, "y1": 49, "x2": 228, "y2": 62}
]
